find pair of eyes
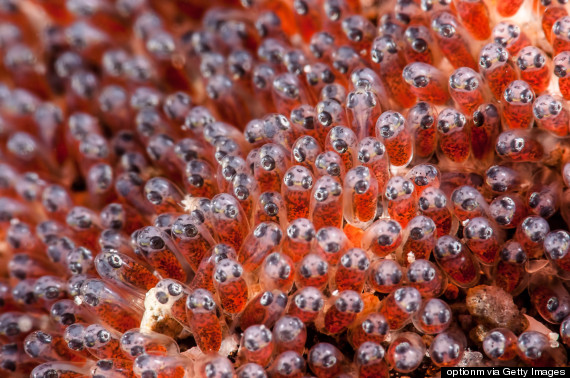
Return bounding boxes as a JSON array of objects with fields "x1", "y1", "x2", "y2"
[
  {"x1": 83, "y1": 329, "x2": 111, "y2": 347},
  {"x1": 173, "y1": 223, "x2": 199, "y2": 238},
  {"x1": 244, "y1": 328, "x2": 272, "y2": 351},
  {"x1": 393, "y1": 288, "x2": 421, "y2": 311},
  {"x1": 340, "y1": 254, "x2": 369, "y2": 270},
  {"x1": 434, "y1": 239, "x2": 463, "y2": 257},
  {"x1": 421, "y1": 306, "x2": 451, "y2": 326},
  {"x1": 373, "y1": 268, "x2": 403, "y2": 286},
  {"x1": 295, "y1": 293, "x2": 324, "y2": 311},
  {"x1": 451, "y1": 188, "x2": 482, "y2": 205},
  {"x1": 214, "y1": 264, "x2": 243, "y2": 282},
  {"x1": 187, "y1": 294, "x2": 216, "y2": 311},
  {"x1": 410, "y1": 166, "x2": 438, "y2": 183},
  {"x1": 499, "y1": 247, "x2": 527, "y2": 263},
  {"x1": 449, "y1": 76, "x2": 478, "y2": 91},
  {"x1": 335, "y1": 296, "x2": 364, "y2": 312},
  {"x1": 385, "y1": 181, "x2": 414, "y2": 199},
  {"x1": 533, "y1": 100, "x2": 563, "y2": 119},
  {"x1": 286, "y1": 223, "x2": 315, "y2": 240},
  {"x1": 520, "y1": 219, "x2": 549, "y2": 241},
  {"x1": 378, "y1": 115, "x2": 405, "y2": 138},
  {"x1": 259, "y1": 291, "x2": 288, "y2": 308},
  {"x1": 292, "y1": 137, "x2": 319, "y2": 163},
  {"x1": 253, "y1": 223, "x2": 282, "y2": 238},
  {"x1": 357, "y1": 345, "x2": 386, "y2": 364},
  {"x1": 155, "y1": 283, "x2": 183, "y2": 304},
  {"x1": 517, "y1": 53, "x2": 546, "y2": 70},
  {"x1": 346, "y1": 91, "x2": 376, "y2": 108},
  {"x1": 67, "y1": 212, "x2": 93, "y2": 229},
  {"x1": 358, "y1": 142, "x2": 386, "y2": 162},
  {"x1": 437, "y1": 113, "x2": 466, "y2": 133},
  {"x1": 419, "y1": 194, "x2": 446, "y2": 210},
  {"x1": 283, "y1": 172, "x2": 313, "y2": 188},
  {"x1": 370, "y1": 39, "x2": 397, "y2": 63},
  {"x1": 307, "y1": 69, "x2": 335, "y2": 86},
  {"x1": 309, "y1": 351, "x2": 338, "y2": 368},
  {"x1": 274, "y1": 80, "x2": 300, "y2": 99},
  {"x1": 362, "y1": 318, "x2": 389, "y2": 334},
  {"x1": 479, "y1": 48, "x2": 508, "y2": 68},
  {"x1": 421, "y1": 0, "x2": 452, "y2": 11},
  {"x1": 315, "y1": 159, "x2": 342, "y2": 178},
  {"x1": 314, "y1": 185, "x2": 342, "y2": 201},
  {"x1": 496, "y1": 137, "x2": 525, "y2": 156},
  {"x1": 504, "y1": 88, "x2": 533, "y2": 103},
  {"x1": 544, "y1": 231, "x2": 570, "y2": 254},
  {"x1": 407, "y1": 265, "x2": 437, "y2": 282},
  {"x1": 464, "y1": 223, "x2": 493, "y2": 240},
  {"x1": 299, "y1": 260, "x2": 328, "y2": 277},
  {"x1": 212, "y1": 204, "x2": 239, "y2": 219}
]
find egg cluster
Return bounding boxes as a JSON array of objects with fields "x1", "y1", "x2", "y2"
[{"x1": 2, "y1": 0, "x2": 570, "y2": 377}]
